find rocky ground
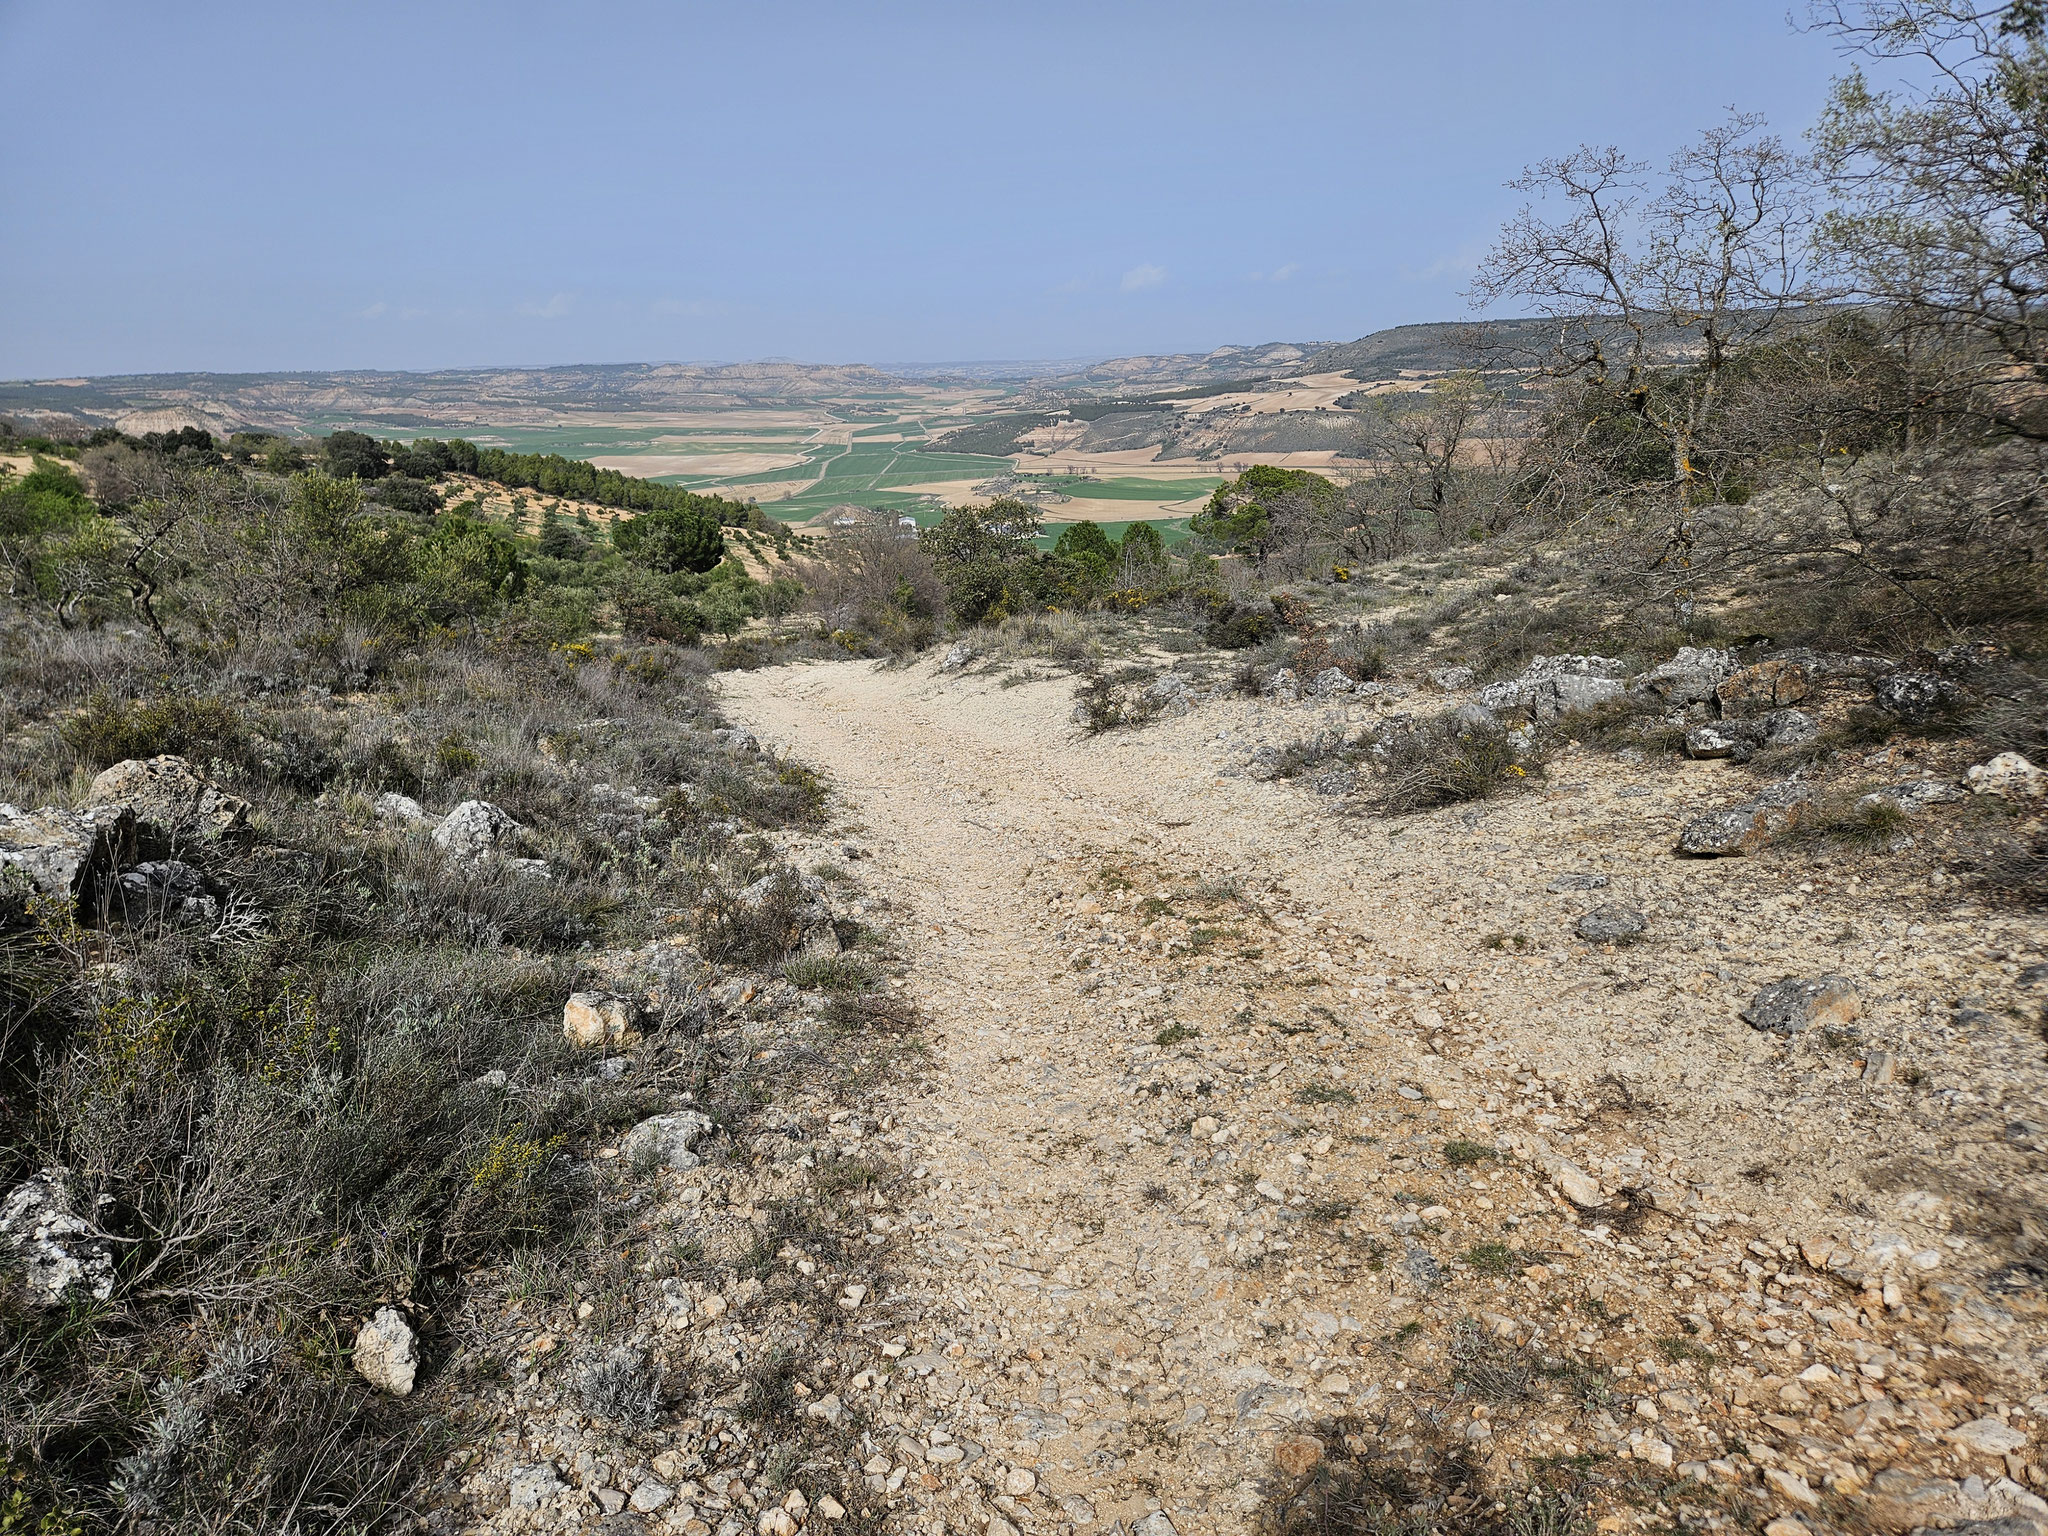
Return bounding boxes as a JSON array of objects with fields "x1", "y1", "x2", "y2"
[
  {"x1": 358, "y1": 635, "x2": 2048, "y2": 1536},
  {"x1": 690, "y1": 648, "x2": 2046, "y2": 1536}
]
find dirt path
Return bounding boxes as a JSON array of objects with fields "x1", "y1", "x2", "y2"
[{"x1": 719, "y1": 657, "x2": 2048, "y2": 1536}]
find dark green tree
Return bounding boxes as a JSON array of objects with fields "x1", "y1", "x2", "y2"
[
  {"x1": 1189, "y1": 465, "x2": 1339, "y2": 563},
  {"x1": 612, "y1": 504, "x2": 726, "y2": 573},
  {"x1": 322, "y1": 430, "x2": 390, "y2": 481},
  {"x1": 1054, "y1": 519, "x2": 1116, "y2": 564},
  {"x1": 922, "y1": 497, "x2": 1053, "y2": 623}
]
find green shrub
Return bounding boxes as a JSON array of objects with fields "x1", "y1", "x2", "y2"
[
  {"x1": 1072, "y1": 671, "x2": 1162, "y2": 734},
  {"x1": 1294, "y1": 1081, "x2": 1356, "y2": 1105},
  {"x1": 58, "y1": 691, "x2": 244, "y2": 770},
  {"x1": 435, "y1": 732, "x2": 481, "y2": 777},
  {"x1": 1205, "y1": 603, "x2": 1279, "y2": 649},
  {"x1": 613, "y1": 504, "x2": 726, "y2": 575},
  {"x1": 1443, "y1": 1139, "x2": 1498, "y2": 1165},
  {"x1": 1464, "y1": 1241, "x2": 1523, "y2": 1276}
]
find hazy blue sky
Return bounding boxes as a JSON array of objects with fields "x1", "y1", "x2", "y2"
[{"x1": 2, "y1": 2, "x2": 1851, "y2": 376}]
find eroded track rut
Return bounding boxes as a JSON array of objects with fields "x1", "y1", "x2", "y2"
[{"x1": 719, "y1": 656, "x2": 2048, "y2": 1536}]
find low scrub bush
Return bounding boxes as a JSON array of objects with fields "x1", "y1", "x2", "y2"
[
  {"x1": 783, "y1": 954, "x2": 874, "y2": 992},
  {"x1": 1368, "y1": 715, "x2": 1533, "y2": 812},
  {"x1": 1072, "y1": 669, "x2": 1164, "y2": 734},
  {"x1": 0, "y1": 618, "x2": 855, "y2": 1527},
  {"x1": 1205, "y1": 602, "x2": 1279, "y2": 650},
  {"x1": 58, "y1": 690, "x2": 245, "y2": 771}
]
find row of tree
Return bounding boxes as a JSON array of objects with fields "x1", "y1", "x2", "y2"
[{"x1": 318, "y1": 432, "x2": 755, "y2": 528}]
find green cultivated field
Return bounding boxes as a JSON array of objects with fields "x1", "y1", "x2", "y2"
[
  {"x1": 668, "y1": 439, "x2": 1012, "y2": 521},
  {"x1": 1035, "y1": 473, "x2": 1222, "y2": 504},
  {"x1": 1043, "y1": 516, "x2": 1194, "y2": 547}
]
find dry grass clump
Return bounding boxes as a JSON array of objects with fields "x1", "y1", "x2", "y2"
[
  {"x1": 1072, "y1": 667, "x2": 1166, "y2": 734},
  {"x1": 1369, "y1": 716, "x2": 1532, "y2": 813}
]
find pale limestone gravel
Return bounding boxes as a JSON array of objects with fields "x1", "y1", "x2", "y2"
[{"x1": 719, "y1": 654, "x2": 2048, "y2": 1535}]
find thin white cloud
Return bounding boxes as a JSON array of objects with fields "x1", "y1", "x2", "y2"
[
  {"x1": 1407, "y1": 244, "x2": 1485, "y2": 282},
  {"x1": 1120, "y1": 263, "x2": 1166, "y2": 293},
  {"x1": 1050, "y1": 275, "x2": 1090, "y2": 296},
  {"x1": 1248, "y1": 262, "x2": 1301, "y2": 284},
  {"x1": 654, "y1": 297, "x2": 723, "y2": 317},
  {"x1": 519, "y1": 292, "x2": 575, "y2": 319},
  {"x1": 358, "y1": 301, "x2": 388, "y2": 319}
]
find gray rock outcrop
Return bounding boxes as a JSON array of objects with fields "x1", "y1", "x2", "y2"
[
  {"x1": 1, "y1": 1170, "x2": 115, "y2": 1308},
  {"x1": 621, "y1": 1111, "x2": 715, "y2": 1171},
  {"x1": 1479, "y1": 655, "x2": 1626, "y2": 721},
  {"x1": 1675, "y1": 780, "x2": 1811, "y2": 856},
  {"x1": 1575, "y1": 903, "x2": 1646, "y2": 943},
  {"x1": 1743, "y1": 977, "x2": 1861, "y2": 1036},
  {"x1": 86, "y1": 755, "x2": 248, "y2": 840},
  {"x1": 0, "y1": 803, "x2": 137, "y2": 918},
  {"x1": 432, "y1": 800, "x2": 521, "y2": 862}
]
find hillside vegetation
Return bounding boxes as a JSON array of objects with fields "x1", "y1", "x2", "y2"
[{"x1": 1, "y1": 5, "x2": 2046, "y2": 1535}]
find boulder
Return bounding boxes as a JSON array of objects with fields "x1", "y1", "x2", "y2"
[
  {"x1": 352, "y1": 1306, "x2": 418, "y2": 1396},
  {"x1": 0, "y1": 1170, "x2": 115, "y2": 1308},
  {"x1": 0, "y1": 803, "x2": 138, "y2": 919},
  {"x1": 1967, "y1": 751, "x2": 2044, "y2": 800},
  {"x1": 939, "y1": 641, "x2": 975, "y2": 671},
  {"x1": 1261, "y1": 668, "x2": 1300, "y2": 702},
  {"x1": 1744, "y1": 977, "x2": 1861, "y2": 1036},
  {"x1": 114, "y1": 860, "x2": 220, "y2": 925},
  {"x1": 1760, "y1": 708, "x2": 1818, "y2": 749},
  {"x1": 1429, "y1": 665, "x2": 1475, "y2": 690},
  {"x1": 1675, "y1": 780, "x2": 1811, "y2": 856},
  {"x1": 1634, "y1": 646, "x2": 1732, "y2": 706},
  {"x1": 1480, "y1": 654, "x2": 1626, "y2": 721},
  {"x1": 1859, "y1": 779, "x2": 1967, "y2": 816},
  {"x1": 1307, "y1": 667, "x2": 1354, "y2": 697},
  {"x1": 431, "y1": 799, "x2": 521, "y2": 862},
  {"x1": 1683, "y1": 709, "x2": 1813, "y2": 762},
  {"x1": 1532, "y1": 673, "x2": 1624, "y2": 720},
  {"x1": 563, "y1": 990, "x2": 639, "y2": 1049},
  {"x1": 1476, "y1": 679, "x2": 1524, "y2": 712},
  {"x1": 374, "y1": 791, "x2": 433, "y2": 825},
  {"x1": 1716, "y1": 658, "x2": 1810, "y2": 717},
  {"x1": 1684, "y1": 723, "x2": 1746, "y2": 760},
  {"x1": 1874, "y1": 671, "x2": 1965, "y2": 725},
  {"x1": 620, "y1": 1110, "x2": 715, "y2": 1172},
  {"x1": 1143, "y1": 674, "x2": 1195, "y2": 715},
  {"x1": 1575, "y1": 903, "x2": 1646, "y2": 943},
  {"x1": 85, "y1": 755, "x2": 248, "y2": 840}
]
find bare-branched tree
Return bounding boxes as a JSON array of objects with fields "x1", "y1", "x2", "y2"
[{"x1": 1811, "y1": 0, "x2": 2048, "y2": 436}]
